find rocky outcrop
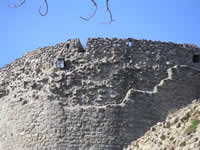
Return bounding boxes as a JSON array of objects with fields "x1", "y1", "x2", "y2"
[
  {"x1": 125, "y1": 100, "x2": 200, "y2": 150},
  {"x1": 0, "y1": 38, "x2": 200, "y2": 150}
]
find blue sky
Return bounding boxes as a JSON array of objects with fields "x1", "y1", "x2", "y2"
[{"x1": 0, "y1": 0, "x2": 200, "y2": 67}]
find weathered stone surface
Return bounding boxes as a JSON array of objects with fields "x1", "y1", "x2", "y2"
[
  {"x1": 125, "y1": 100, "x2": 200, "y2": 150},
  {"x1": 0, "y1": 38, "x2": 200, "y2": 150}
]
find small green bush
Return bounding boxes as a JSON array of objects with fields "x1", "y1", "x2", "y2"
[{"x1": 185, "y1": 119, "x2": 200, "y2": 132}]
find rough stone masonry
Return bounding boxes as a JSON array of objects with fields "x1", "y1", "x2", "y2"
[{"x1": 0, "y1": 38, "x2": 200, "y2": 150}]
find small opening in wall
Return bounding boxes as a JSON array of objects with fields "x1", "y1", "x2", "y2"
[
  {"x1": 66, "y1": 43, "x2": 70, "y2": 49},
  {"x1": 193, "y1": 55, "x2": 200, "y2": 63},
  {"x1": 128, "y1": 41, "x2": 132, "y2": 47},
  {"x1": 56, "y1": 58, "x2": 65, "y2": 68},
  {"x1": 22, "y1": 100, "x2": 28, "y2": 105}
]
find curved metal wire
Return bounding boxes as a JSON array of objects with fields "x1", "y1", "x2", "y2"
[
  {"x1": 39, "y1": 0, "x2": 48, "y2": 16},
  {"x1": 80, "y1": 0, "x2": 98, "y2": 21},
  {"x1": 8, "y1": 0, "x2": 26, "y2": 8},
  {"x1": 8, "y1": 0, "x2": 114, "y2": 23},
  {"x1": 100, "y1": 0, "x2": 114, "y2": 24}
]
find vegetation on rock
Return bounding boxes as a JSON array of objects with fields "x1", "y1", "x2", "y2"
[{"x1": 125, "y1": 100, "x2": 200, "y2": 150}]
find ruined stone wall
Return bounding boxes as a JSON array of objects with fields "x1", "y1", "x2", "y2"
[
  {"x1": 121, "y1": 65, "x2": 200, "y2": 149},
  {"x1": 0, "y1": 38, "x2": 200, "y2": 150},
  {"x1": 0, "y1": 98, "x2": 123, "y2": 150},
  {"x1": 1, "y1": 38, "x2": 199, "y2": 106}
]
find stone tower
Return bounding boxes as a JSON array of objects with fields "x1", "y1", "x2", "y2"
[{"x1": 0, "y1": 38, "x2": 200, "y2": 150}]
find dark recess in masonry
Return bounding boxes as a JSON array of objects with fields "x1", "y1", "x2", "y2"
[
  {"x1": 193, "y1": 55, "x2": 200, "y2": 63},
  {"x1": 66, "y1": 44, "x2": 70, "y2": 49},
  {"x1": 22, "y1": 100, "x2": 28, "y2": 105},
  {"x1": 56, "y1": 58, "x2": 65, "y2": 69}
]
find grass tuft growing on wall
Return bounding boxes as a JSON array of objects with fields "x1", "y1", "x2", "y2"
[{"x1": 185, "y1": 119, "x2": 200, "y2": 133}]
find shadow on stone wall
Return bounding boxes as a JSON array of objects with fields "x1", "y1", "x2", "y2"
[
  {"x1": 48, "y1": 65, "x2": 200, "y2": 150},
  {"x1": 121, "y1": 65, "x2": 200, "y2": 149}
]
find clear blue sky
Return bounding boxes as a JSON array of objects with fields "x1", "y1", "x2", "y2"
[{"x1": 0, "y1": 0, "x2": 200, "y2": 67}]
